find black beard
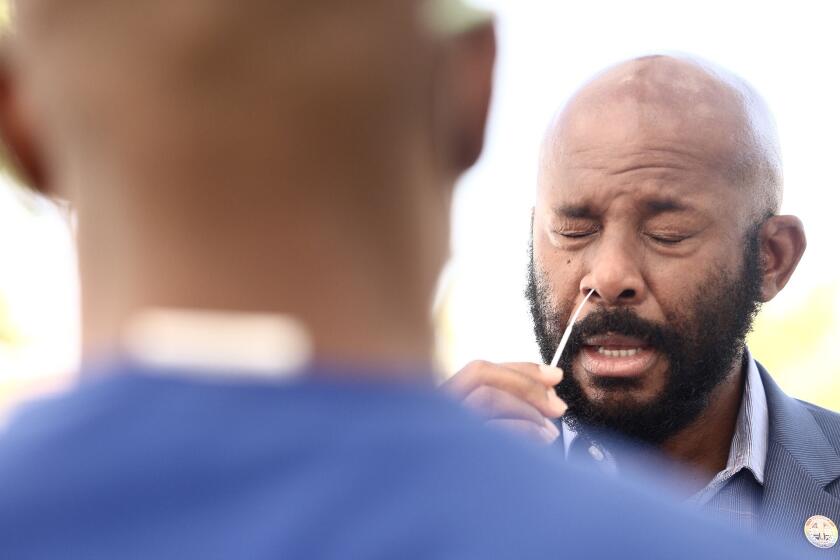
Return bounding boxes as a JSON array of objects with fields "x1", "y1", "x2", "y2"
[{"x1": 525, "y1": 223, "x2": 764, "y2": 445}]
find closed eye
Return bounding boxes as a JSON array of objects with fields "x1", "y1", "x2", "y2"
[
  {"x1": 646, "y1": 233, "x2": 689, "y2": 245},
  {"x1": 557, "y1": 231, "x2": 597, "y2": 239}
]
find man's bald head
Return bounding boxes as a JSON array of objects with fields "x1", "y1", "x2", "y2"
[
  {"x1": 542, "y1": 55, "x2": 782, "y2": 219},
  {"x1": 6, "y1": 0, "x2": 444, "y2": 195}
]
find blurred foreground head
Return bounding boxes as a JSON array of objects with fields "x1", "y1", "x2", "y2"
[{"x1": 0, "y1": 0, "x2": 495, "y2": 369}]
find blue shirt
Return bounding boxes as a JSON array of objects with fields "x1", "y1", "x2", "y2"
[{"x1": 0, "y1": 361, "x2": 795, "y2": 559}]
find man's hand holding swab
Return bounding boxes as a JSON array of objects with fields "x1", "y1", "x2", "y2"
[
  {"x1": 444, "y1": 361, "x2": 567, "y2": 443},
  {"x1": 443, "y1": 290, "x2": 594, "y2": 444}
]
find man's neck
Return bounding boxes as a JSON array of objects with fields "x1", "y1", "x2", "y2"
[
  {"x1": 659, "y1": 352, "x2": 747, "y2": 493},
  {"x1": 77, "y1": 208, "x2": 438, "y2": 379}
]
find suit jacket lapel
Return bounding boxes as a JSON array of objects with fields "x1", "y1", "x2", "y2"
[{"x1": 758, "y1": 364, "x2": 840, "y2": 551}]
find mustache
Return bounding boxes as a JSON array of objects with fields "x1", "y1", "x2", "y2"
[{"x1": 560, "y1": 307, "x2": 676, "y2": 357}]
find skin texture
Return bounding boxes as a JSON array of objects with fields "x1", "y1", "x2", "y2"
[
  {"x1": 447, "y1": 55, "x2": 806, "y2": 486},
  {"x1": 0, "y1": 0, "x2": 496, "y2": 376}
]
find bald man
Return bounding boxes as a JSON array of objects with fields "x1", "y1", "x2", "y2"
[
  {"x1": 448, "y1": 55, "x2": 840, "y2": 552},
  {"x1": 0, "y1": 5, "x2": 795, "y2": 560}
]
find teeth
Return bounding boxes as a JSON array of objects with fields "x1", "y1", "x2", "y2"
[{"x1": 596, "y1": 347, "x2": 641, "y2": 358}]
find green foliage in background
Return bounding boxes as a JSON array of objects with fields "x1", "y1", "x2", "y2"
[
  {"x1": 0, "y1": 293, "x2": 20, "y2": 346},
  {"x1": 748, "y1": 283, "x2": 840, "y2": 411}
]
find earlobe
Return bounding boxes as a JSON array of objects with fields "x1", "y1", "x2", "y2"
[{"x1": 759, "y1": 215, "x2": 806, "y2": 302}]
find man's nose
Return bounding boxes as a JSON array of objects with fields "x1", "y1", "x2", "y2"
[{"x1": 580, "y1": 234, "x2": 646, "y2": 306}]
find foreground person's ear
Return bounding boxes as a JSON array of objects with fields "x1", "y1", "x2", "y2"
[
  {"x1": 428, "y1": 0, "x2": 496, "y2": 176},
  {"x1": 0, "y1": 41, "x2": 48, "y2": 194},
  {"x1": 758, "y1": 215, "x2": 807, "y2": 301},
  {"x1": 444, "y1": 20, "x2": 496, "y2": 172}
]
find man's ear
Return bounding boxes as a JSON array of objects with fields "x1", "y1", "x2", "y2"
[
  {"x1": 438, "y1": 21, "x2": 496, "y2": 173},
  {"x1": 0, "y1": 44, "x2": 48, "y2": 194},
  {"x1": 758, "y1": 215, "x2": 806, "y2": 302}
]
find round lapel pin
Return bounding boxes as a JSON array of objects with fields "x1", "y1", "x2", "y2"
[{"x1": 804, "y1": 515, "x2": 838, "y2": 549}]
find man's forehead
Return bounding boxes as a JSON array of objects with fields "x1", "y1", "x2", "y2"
[
  {"x1": 547, "y1": 181, "x2": 710, "y2": 218},
  {"x1": 548, "y1": 82, "x2": 748, "y2": 171},
  {"x1": 540, "y1": 66, "x2": 767, "y2": 212},
  {"x1": 542, "y1": 129, "x2": 739, "y2": 197},
  {"x1": 540, "y1": 144, "x2": 750, "y2": 218}
]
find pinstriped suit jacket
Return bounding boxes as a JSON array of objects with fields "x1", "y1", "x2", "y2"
[
  {"x1": 561, "y1": 363, "x2": 840, "y2": 555},
  {"x1": 757, "y1": 363, "x2": 840, "y2": 555},
  {"x1": 668, "y1": 363, "x2": 840, "y2": 554}
]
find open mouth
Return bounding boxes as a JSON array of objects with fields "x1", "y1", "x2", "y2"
[{"x1": 579, "y1": 334, "x2": 659, "y2": 377}]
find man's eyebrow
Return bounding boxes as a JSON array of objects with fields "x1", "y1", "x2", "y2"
[
  {"x1": 643, "y1": 198, "x2": 691, "y2": 214},
  {"x1": 553, "y1": 204, "x2": 598, "y2": 219}
]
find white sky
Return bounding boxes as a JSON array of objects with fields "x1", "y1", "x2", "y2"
[{"x1": 442, "y1": 0, "x2": 840, "y2": 371}]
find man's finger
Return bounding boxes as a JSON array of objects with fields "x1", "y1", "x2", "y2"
[
  {"x1": 500, "y1": 362, "x2": 564, "y2": 387},
  {"x1": 444, "y1": 360, "x2": 567, "y2": 418}
]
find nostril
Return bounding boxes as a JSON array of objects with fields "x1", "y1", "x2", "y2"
[{"x1": 619, "y1": 289, "x2": 636, "y2": 299}]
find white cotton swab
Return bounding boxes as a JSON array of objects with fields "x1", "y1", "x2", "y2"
[{"x1": 549, "y1": 289, "x2": 595, "y2": 369}]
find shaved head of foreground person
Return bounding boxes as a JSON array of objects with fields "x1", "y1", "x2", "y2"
[
  {"x1": 0, "y1": 5, "x2": 792, "y2": 560},
  {"x1": 449, "y1": 55, "x2": 840, "y2": 550}
]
